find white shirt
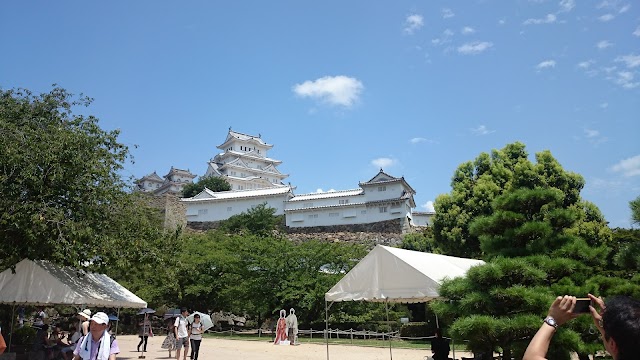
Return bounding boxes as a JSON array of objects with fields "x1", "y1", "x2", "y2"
[{"x1": 174, "y1": 316, "x2": 189, "y2": 338}]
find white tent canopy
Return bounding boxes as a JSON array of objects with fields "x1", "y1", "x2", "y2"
[
  {"x1": 325, "y1": 245, "x2": 485, "y2": 303},
  {"x1": 0, "y1": 259, "x2": 147, "y2": 308}
]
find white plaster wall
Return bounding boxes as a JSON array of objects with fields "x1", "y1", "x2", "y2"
[
  {"x1": 285, "y1": 195, "x2": 364, "y2": 211},
  {"x1": 362, "y1": 183, "x2": 404, "y2": 202},
  {"x1": 285, "y1": 201, "x2": 410, "y2": 227},
  {"x1": 185, "y1": 195, "x2": 288, "y2": 222}
]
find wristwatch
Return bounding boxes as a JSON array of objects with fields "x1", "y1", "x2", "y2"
[{"x1": 543, "y1": 316, "x2": 558, "y2": 329}]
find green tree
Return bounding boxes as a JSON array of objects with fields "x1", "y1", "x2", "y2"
[
  {"x1": 400, "y1": 227, "x2": 438, "y2": 253},
  {"x1": 219, "y1": 203, "x2": 284, "y2": 237},
  {"x1": 432, "y1": 143, "x2": 529, "y2": 258},
  {"x1": 181, "y1": 176, "x2": 231, "y2": 198},
  {"x1": 0, "y1": 87, "x2": 165, "y2": 272},
  {"x1": 630, "y1": 195, "x2": 640, "y2": 226},
  {"x1": 430, "y1": 144, "x2": 631, "y2": 360}
]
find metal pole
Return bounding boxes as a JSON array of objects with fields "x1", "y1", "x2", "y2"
[
  {"x1": 115, "y1": 308, "x2": 120, "y2": 336},
  {"x1": 325, "y1": 300, "x2": 329, "y2": 360},
  {"x1": 8, "y1": 303, "x2": 16, "y2": 352},
  {"x1": 385, "y1": 300, "x2": 392, "y2": 360}
]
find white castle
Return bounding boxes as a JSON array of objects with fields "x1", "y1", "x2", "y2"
[
  {"x1": 179, "y1": 129, "x2": 433, "y2": 229},
  {"x1": 136, "y1": 129, "x2": 433, "y2": 229}
]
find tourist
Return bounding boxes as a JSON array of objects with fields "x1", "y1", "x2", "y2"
[
  {"x1": 73, "y1": 312, "x2": 119, "y2": 360},
  {"x1": 430, "y1": 328, "x2": 450, "y2": 360},
  {"x1": 137, "y1": 314, "x2": 152, "y2": 352},
  {"x1": 161, "y1": 317, "x2": 176, "y2": 357},
  {"x1": 61, "y1": 326, "x2": 81, "y2": 360},
  {"x1": 77, "y1": 309, "x2": 92, "y2": 336},
  {"x1": 174, "y1": 307, "x2": 190, "y2": 360},
  {"x1": 523, "y1": 294, "x2": 640, "y2": 360},
  {"x1": 189, "y1": 313, "x2": 204, "y2": 360}
]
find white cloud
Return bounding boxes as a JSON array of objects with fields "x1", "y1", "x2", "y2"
[
  {"x1": 598, "y1": 13, "x2": 615, "y2": 22},
  {"x1": 410, "y1": 137, "x2": 426, "y2": 144},
  {"x1": 559, "y1": 0, "x2": 576, "y2": 12},
  {"x1": 600, "y1": 102, "x2": 609, "y2": 109},
  {"x1": 442, "y1": 8, "x2": 455, "y2": 19},
  {"x1": 633, "y1": 26, "x2": 640, "y2": 37},
  {"x1": 461, "y1": 26, "x2": 476, "y2": 35},
  {"x1": 536, "y1": 60, "x2": 557, "y2": 69},
  {"x1": 523, "y1": 14, "x2": 557, "y2": 25},
  {"x1": 611, "y1": 154, "x2": 640, "y2": 177},
  {"x1": 619, "y1": 4, "x2": 631, "y2": 13},
  {"x1": 457, "y1": 41, "x2": 493, "y2": 55},
  {"x1": 596, "y1": 40, "x2": 613, "y2": 49},
  {"x1": 431, "y1": 29, "x2": 454, "y2": 46},
  {"x1": 471, "y1": 125, "x2": 495, "y2": 135},
  {"x1": 615, "y1": 54, "x2": 640, "y2": 68},
  {"x1": 371, "y1": 157, "x2": 397, "y2": 169},
  {"x1": 293, "y1": 75, "x2": 364, "y2": 107},
  {"x1": 584, "y1": 128, "x2": 600, "y2": 138},
  {"x1": 577, "y1": 60, "x2": 595, "y2": 69},
  {"x1": 499, "y1": 18, "x2": 507, "y2": 25},
  {"x1": 423, "y1": 201, "x2": 435, "y2": 212},
  {"x1": 404, "y1": 14, "x2": 424, "y2": 35},
  {"x1": 612, "y1": 71, "x2": 639, "y2": 89},
  {"x1": 315, "y1": 188, "x2": 337, "y2": 193}
]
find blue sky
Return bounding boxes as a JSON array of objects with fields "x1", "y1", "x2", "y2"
[{"x1": 1, "y1": 1, "x2": 639, "y2": 227}]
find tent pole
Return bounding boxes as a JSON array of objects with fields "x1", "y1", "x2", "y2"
[
  {"x1": 8, "y1": 303, "x2": 16, "y2": 352},
  {"x1": 115, "y1": 308, "x2": 120, "y2": 336},
  {"x1": 385, "y1": 300, "x2": 392, "y2": 360},
  {"x1": 435, "y1": 313, "x2": 439, "y2": 328},
  {"x1": 325, "y1": 299, "x2": 329, "y2": 360}
]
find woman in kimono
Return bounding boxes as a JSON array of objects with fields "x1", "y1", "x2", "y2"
[{"x1": 273, "y1": 309, "x2": 288, "y2": 344}]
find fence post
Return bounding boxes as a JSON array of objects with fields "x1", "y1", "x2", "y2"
[{"x1": 350, "y1": 328, "x2": 353, "y2": 344}]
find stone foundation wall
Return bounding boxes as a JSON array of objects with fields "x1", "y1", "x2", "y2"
[{"x1": 186, "y1": 218, "x2": 413, "y2": 247}]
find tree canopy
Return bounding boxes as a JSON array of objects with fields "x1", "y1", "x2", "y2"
[
  {"x1": 430, "y1": 143, "x2": 635, "y2": 360},
  {"x1": 0, "y1": 87, "x2": 166, "y2": 272},
  {"x1": 181, "y1": 175, "x2": 231, "y2": 198},
  {"x1": 630, "y1": 195, "x2": 640, "y2": 226}
]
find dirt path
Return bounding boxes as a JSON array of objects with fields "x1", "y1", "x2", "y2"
[{"x1": 113, "y1": 334, "x2": 474, "y2": 360}]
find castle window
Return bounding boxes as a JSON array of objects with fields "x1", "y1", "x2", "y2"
[
  {"x1": 308, "y1": 214, "x2": 318, "y2": 219},
  {"x1": 329, "y1": 212, "x2": 339, "y2": 217},
  {"x1": 339, "y1": 199, "x2": 349, "y2": 204},
  {"x1": 227, "y1": 207, "x2": 232, "y2": 211},
  {"x1": 198, "y1": 209, "x2": 208, "y2": 215},
  {"x1": 378, "y1": 186, "x2": 387, "y2": 192},
  {"x1": 361, "y1": 210, "x2": 367, "y2": 214},
  {"x1": 379, "y1": 206, "x2": 388, "y2": 213}
]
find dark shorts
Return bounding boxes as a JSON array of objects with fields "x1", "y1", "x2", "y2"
[{"x1": 176, "y1": 337, "x2": 189, "y2": 349}]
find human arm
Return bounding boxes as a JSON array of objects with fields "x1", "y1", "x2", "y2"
[{"x1": 523, "y1": 296, "x2": 579, "y2": 360}]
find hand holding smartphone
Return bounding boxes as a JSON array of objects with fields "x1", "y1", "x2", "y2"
[{"x1": 572, "y1": 298, "x2": 593, "y2": 314}]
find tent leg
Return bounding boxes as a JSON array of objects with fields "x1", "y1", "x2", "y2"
[
  {"x1": 115, "y1": 308, "x2": 120, "y2": 336},
  {"x1": 325, "y1": 300, "x2": 329, "y2": 360},
  {"x1": 386, "y1": 300, "x2": 392, "y2": 360},
  {"x1": 8, "y1": 303, "x2": 15, "y2": 352},
  {"x1": 435, "y1": 313, "x2": 439, "y2": 328}
]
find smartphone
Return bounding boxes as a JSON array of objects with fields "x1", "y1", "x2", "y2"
[{"x1": 573, "y1": 298, "x2": 592, "y2": 314}]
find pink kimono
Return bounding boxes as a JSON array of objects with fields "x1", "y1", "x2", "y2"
[{"x1": 273, "y1": 309, "x2": 288, "y2": 344}]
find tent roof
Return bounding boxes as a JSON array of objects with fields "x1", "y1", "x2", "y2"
[
  {"x1": 325, "y1": 245, "x2": 484, "y2": 303},
  {"x1": 0, "y1": 259, "x2": 147, "y2": 308}
]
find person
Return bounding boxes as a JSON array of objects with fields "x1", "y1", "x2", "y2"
[
  {"x1": 137, "y1": 314, "x2": 152, "y2": 352},
  {"x1": 285, "y1": 308, "x2": 298, "y2": 345},
  {"x1": 273, "y1": 309, "x2": 287, "y2": 345},
  {"x1": 77, "y1": 309, "x2": 92, "y2": 336},
  {"x1": 61, "y1": 326, "x2": 82, "y2": 360},
  {"x1": 523, "y1": 294, "x2": 640, "y2": 360},
  {"x1": 34, "y1": 308, "x2": 47, "y2": 327},
  {"x1": 72, "y1": 312, "x2": 119, "y2": 360},
  {"x1": 161, "y1": 317, "x2": 176, "y2": 358},
  {"x1": 430, "y1": 328, "x2": 450, "y2": 360},
  {"x1": 31, "y1": 324, "x2": 52, "y2": 360},
  {"x1": 18, "y1": 307, "x2": 25, "y2": 328},
  {"x1": 174, "y1": 308, "x2": 190, "y2": 360},
  {"x1": 189, "y1": 313, "x2": 204, "y2": 360}
]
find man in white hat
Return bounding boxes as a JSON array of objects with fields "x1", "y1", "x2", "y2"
[{"x1": 72, "y1": 312, "x2": 119, "y2": 360}]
